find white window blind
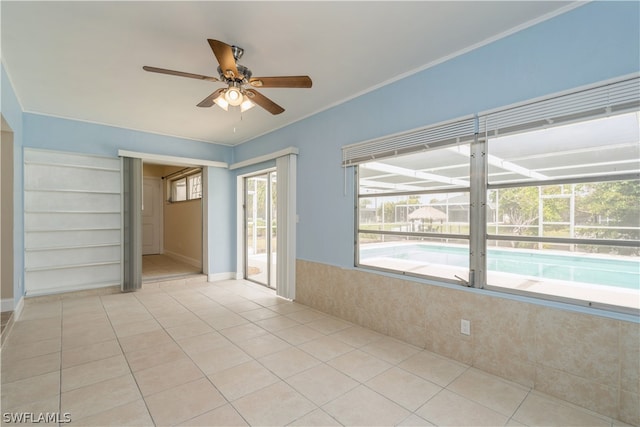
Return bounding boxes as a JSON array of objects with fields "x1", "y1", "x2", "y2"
[
  {"x1": 342, "y1": 116, "x2": 477, "y2": 166},
  {"x1": 276, "y1": 154, "x2": 297, "y2": 300},
  {"x1": 480, "y1": 75, "x2": 640, "y2": 137}
]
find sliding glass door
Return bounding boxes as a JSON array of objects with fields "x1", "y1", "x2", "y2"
[{"x1": 245, "y1": 171, "x2": 277, "y2": 288}]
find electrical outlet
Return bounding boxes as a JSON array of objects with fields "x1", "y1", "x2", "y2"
[{"x1": 461, "y1": 319, "x2": 471, "y2": 336}]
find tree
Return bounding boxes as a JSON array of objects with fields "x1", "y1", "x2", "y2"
[
  {"x1": 576, "y1": 181, "x2": 640, "y2": 240},
  {"x1": 492, "y1": 187, "x2": 539, "y2": 236}
]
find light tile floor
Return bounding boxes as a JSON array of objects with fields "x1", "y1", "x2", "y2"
[
  {"x1": 0, "y1": 278, "x2": 630, "y2": 427},
  {"x1": 142, "y1": 254, "x2": 201, "y2": 281}
]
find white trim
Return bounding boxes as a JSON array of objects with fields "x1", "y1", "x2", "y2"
[
  {"x1": 235, "y1": 166, "x2": 278, "y2": 284},
  {"x1": 236, "y1": 176, "x2": 245, "y2": 280},
  {"x1": 24, "y1": 282, "x2": 119, "y2": 297},
  {"x1": 118, "y1": 150, "x2": 228, "y2": 169},
  {"x1": 120, "y1": 157, "x2": 125, "y2": 290},
  {"x1": 229, "y1": 147, "x2": 299, "y2": 170},
  {"x1": 23, "y1": 146, "x2": 119, "y2": 162},
  {"x1": 208, "y1": 272, "x2": 236, "y2": 282},
  {"x1": 201, "y1": 168, "x2": 209, "y2": 277},
  {"x1": 164, "y1": 250, "x2": 202, "y2": 269},
  {"x1": 13, "y1": 297, "x2": 24, "y2": 321}
]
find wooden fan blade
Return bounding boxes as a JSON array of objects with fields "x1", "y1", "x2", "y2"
[
  {"x1": 245, "y1": 89, "x2": 285, "y2": 115},
  {"x1": 143, "y1": 66, "x2": 219, "y2": 82},
  {"x1": 208, "y1": 39, "x2": 239, "y2": 79},
  {"x1": 249, "y1": 76, "x2": 312, "y2": 88},
  {"x1": 197, "y1": 88, "x2": 225, "y2": 108}
]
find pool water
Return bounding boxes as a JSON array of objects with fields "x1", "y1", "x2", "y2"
[{"x1": 361, "y1": 244, "x2": 640, "y2": 290}]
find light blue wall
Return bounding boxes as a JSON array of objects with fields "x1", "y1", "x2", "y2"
[
  {"x1": 21, "y1": 113, "x2": 237, "y2": 277},
  {"x1": 1, "y1": 63, "x2": 26, "y2": 305},
  {"x1": 207, "y1": 165, "x2": 235, "y2": 275},
  {"x1": 23, "y1": 113, "x2": 232, "y2": 163},
  {"x1": 232, "y1": 1, "x2": 640, "y2": 268},
  {"x1": 3, "y1": 1, "x2": 639, "y2": 294}
]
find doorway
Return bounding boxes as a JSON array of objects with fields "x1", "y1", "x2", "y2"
[
  {"x1": 141, "y1": 163, "x2": 203, "y2": 281},
  {"x1": 244, "y1": 171, "x2": 277, "y2": 288},
  {"x1": 1, "y1": 116, "x2": 14, "y2": 319}
]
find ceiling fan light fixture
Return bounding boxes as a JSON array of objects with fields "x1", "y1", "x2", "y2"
[
  {"x1": 143, "y1": 39, "x2": 312, "y2": 116},
  {"x1": 240, "y1": 96, "x2": 255, "y2": 112},
  {"x1": 213, "y1": 93, "x2": 229, "y2": 111},
  {"x1": 225, "y1": 85, "x2": 243, "y2": 106}
]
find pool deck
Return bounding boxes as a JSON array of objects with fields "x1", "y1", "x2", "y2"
[{"x1": 362, "y1": 257, "x2": 639, "y2": 311}]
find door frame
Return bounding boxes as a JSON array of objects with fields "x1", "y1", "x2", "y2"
[
  {"x1": 242, "y1": 168, "x2": 277, "y2": 288},
  {"x1": 119, "y1": 149, "x2": 228, "y2": 279},
  {"x1": 233, "y1": 147, "x2": 298, "y2": 299}
]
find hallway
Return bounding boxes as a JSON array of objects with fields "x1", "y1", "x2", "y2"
[{"x1": 142, "y1": 254, "x2": 201, "y2": 282}]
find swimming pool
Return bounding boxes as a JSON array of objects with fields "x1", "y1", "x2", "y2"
[{"x1": 360, "y1": 244, "x2": 640, "y2": 290}]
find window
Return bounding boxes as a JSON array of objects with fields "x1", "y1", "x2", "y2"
[
  {"x1": 353, "y1": 76, "x2": 640, "y2": 313},
  {"x1": 357, "y1": 146, "x2": 471, "y2": 282},
  {"x1": 169, "y1": 170, "x2": 202, "y2": 202},
  {"x1": 188, "y1": 173, "x2": 202, "y2": 199},
  {"x1": 485, "y1": 112, "x2": 639, "y2": 310}
]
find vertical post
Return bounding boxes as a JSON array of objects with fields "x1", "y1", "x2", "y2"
[
  {"x1": 276, "y1": 155, "x2": 297, "y2": 300},
  {"x1": 122, "y1": 157, "x2": 142, "y2": 292},
  {"x1": 538, "y1": 187, "x2": 544, "y2": 250},
  {"x1": 570, "y1": 184, "x2": 576, "y2": 252},
  {"x1": 469, "y1": 134, "x2": 487, "y2": 288}
]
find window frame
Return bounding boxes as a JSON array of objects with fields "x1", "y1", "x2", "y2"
[
  {"x1": 168, "y1": 169, "x2": 202, "y2": 203},
  {"x1": 352, "y1": 75, "x2": 640, "y2": 315},
  {"x1": 355, "y1": 133, "x2": 639, "y2": 314},
  {"x1": 354, "y1": 142, "x2": 473, "y2": 286}
]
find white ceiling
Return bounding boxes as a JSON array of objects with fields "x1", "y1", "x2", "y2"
[{"x1": 2, "y1": 1, "x2": 576, "y2": 146}]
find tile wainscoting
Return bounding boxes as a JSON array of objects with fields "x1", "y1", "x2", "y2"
[{"x1": 296, "y1": 259, "x2": 640, "y2": 426}]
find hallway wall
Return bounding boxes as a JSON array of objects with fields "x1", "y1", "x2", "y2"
[{"x1": 1, "y1": 126, "x2": 14, "y2": 309}]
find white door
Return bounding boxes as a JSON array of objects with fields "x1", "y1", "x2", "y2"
[{"x1": 142, "y1": 177, "x2": 162, "y2": 255}]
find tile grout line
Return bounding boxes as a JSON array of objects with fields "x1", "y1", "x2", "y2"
[
  {"x1": 217, "y1": 282, "x2": 330, "y2": 425},
  {"x1": 177, "y1": 281, "x2": 328, "y2": 425},
  {"x1": 132, "y1": 282, "x2": 251, "y2": 426},
  {"x1": 190, "y1": 282, "x2": 314, "y2": 426},
  {"x1": 508, "y1": 389, "x2": 534, "y2": 426},
  {"x1": 10, "y1": 279, "x2": 620, "y2": 427},
  {"x1": 92, "y1": 292, "x2": 156, "y2": 426}
]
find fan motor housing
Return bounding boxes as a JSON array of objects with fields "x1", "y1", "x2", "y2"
[{"x1": 218, "y1": 64, "x2": 252, "y2": 84}]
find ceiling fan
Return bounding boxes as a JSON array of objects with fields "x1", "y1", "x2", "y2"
[{"x1": 143, "y1": 39, "x2": 312, "y2": 115}]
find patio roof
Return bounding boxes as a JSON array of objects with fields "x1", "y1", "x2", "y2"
[{"x1": 359, "y1": 112, "x2": 639, "y2": 194}]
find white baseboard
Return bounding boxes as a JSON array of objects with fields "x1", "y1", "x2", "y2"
[
  {"x1": 1, "y1": 298, "x2": 14, "y2": 312},
  {"x1": 208, "y1": 272, "x2": 236, "y2": 282},
  {"x1": 14, "y1": 297, "x2": 24, "y2": 321},
  {"x1": 24, "y1": 282, "x2": 120, "y2": 298},
  {"x1": 164, "y1": 250, "x2": 202, "y2": 269}
]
